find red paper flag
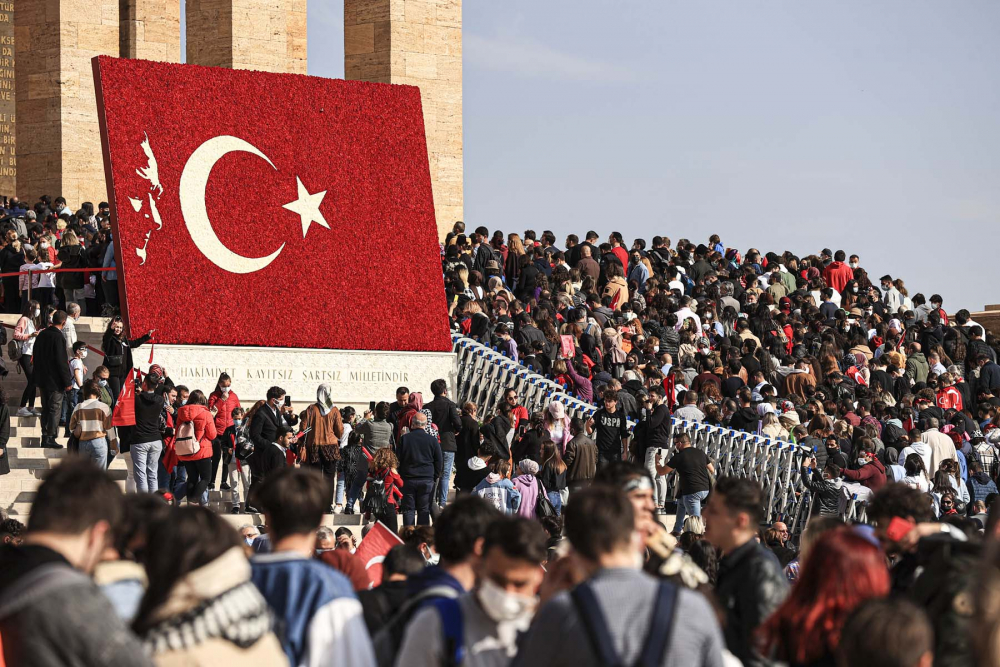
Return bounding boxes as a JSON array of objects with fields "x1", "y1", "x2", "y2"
[
  {"x1": 92, "y1": 56, "x2": 450, "y2": 352},
  {"x1": 111, "y1": 369, "x2": 142, "y2": 427},
  {"x1": 353, "y1": 521, "x2": 404, "y2": 587}
]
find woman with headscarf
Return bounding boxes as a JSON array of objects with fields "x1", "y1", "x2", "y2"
[
  {"x1": 299, "y1": 384, "x2": 344, "y2": 511},
  {"x1": 511, "y1": 459, "x2": 541, "y2": 519}
]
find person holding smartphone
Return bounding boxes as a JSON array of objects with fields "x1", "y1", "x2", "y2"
[{"x1": 247, "y1": 386, "x2": 299, "y2": 508}]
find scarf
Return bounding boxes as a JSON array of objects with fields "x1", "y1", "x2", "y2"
[
  {"x1": 143, "y1": 579, "x2": 272, "y2": 654},
  {"x1": 316, "y1": 383, "x2": 334, "y2": 416}
]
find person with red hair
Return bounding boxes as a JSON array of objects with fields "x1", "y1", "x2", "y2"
[{"x1": 758, "y1": 526, "x2": 890, "y2": 667}]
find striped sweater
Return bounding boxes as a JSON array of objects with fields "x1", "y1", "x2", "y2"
[{"x1": 69, "y1": 398, "x2": 118, "y2": 451}]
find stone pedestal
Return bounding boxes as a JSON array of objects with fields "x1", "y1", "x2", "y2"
[
  {"x1": 119, "y1": 0, "x2": 182, "y2": 63},
  {"x1": 345, "y1": 0, "x2": 462, "y2": 238},
  {"x1": 146, "y1": 344, "x2": 457, "y2": 411},
  {"x1": 186, "y1": 0, "x2": 307, "y2": 74},
  {"x1": 16, "y1": 0, "x2": 119, "y2": 205}
]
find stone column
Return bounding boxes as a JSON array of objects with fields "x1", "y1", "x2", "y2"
[
  {"x1": 186, "y1": 0, "x2": 307, "y2": 74},
  {"x1": 119, "y1": 0, "x2": 182, "y2": 63},
  {"x1": 16, "y1": 0, "x2": 119, "y2": 205},
  {"x1": 345, "y1": 0, "x2": 463, "y2": 238}
]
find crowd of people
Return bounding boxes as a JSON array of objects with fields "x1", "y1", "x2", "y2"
[{"x1": 0, "y1": 195, "x2": 999, "y2": 666}]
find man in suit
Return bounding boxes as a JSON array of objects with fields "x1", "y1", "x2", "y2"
[
  {"x1": 397, "y1": 412, "x2": 442, "y2": 526},
  {"x1": 426, "y1": 378, "x2": 461, "y2": 507},
  {"x1": 257, "y1": 425, "x2": 294, "y2": 485},
  {"x1": 248, "y1": 385, "x2": 298, "y2": 507},
  {"x1": 32, "y1": 310, "x2": 72, "y2": 448}
]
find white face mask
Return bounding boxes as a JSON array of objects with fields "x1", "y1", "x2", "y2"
[
  {"x1": 476, "y1": 577, "x2": 537, "y2": 623},
  {"x1": 850, "y1": 262, "x2": 858, "y2": 269},
  {"x1": 422, "y1": 545, "x2": 440, "y2": 566},
  {"x1": 857, "y1": 457, "x2": 868, "y2": 467},
  {"x1": 40, "y1": 242, "x2": 49, "y2": 249},
  {"x1": 80, "y1": 350, "x2": 87, "y2": 359},
  {"x1": 221, "y1": 387, "x2": 230, "y2": 396},
  {"x1": 33, "y1": 308, "x2": 40, "y2": 317}
]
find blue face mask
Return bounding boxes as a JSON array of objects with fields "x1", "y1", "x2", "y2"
[
  {"x1": 98, "y1": 379, "x2": 108, "y2": 387},
  {"x1": 233, "y1": 419, "x2": 242, "y2": 428}
]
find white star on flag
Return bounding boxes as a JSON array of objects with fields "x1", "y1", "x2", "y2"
[{"x1": 283, "y1": 176, "x2": 329, "y2": 237}]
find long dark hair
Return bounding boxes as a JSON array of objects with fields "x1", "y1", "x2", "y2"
[
  {"x1": 20, "y1": 299, "x2": 40, "y2": 329},
  {"x1": 132, "y1": 507, "x2": 242, "y2": 635},
  {"x1": 215, "y1": 372, "x2": 232, "y2": 393},
  {"x1": 539, "y1": 439, "x2": 567, "y2": 474}
]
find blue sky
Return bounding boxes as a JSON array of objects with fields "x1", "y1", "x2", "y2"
[{"x1": 193, "y1": 1, "x2": 1000, "y2": 311}]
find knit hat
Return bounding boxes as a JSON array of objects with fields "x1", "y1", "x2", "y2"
[{"x1": 519, "y1": 459, "x2": 539, "y2": 475}]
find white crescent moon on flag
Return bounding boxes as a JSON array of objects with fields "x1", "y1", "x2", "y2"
[
  {"x1": 366, "y1": 555, "x2": 386, "y2": 571},
  {"x1": 179, "y1": 136, "x2": 285, "y2": 274}
]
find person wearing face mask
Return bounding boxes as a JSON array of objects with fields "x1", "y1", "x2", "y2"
[
  {"x1": 12, "y1": 299, "x2": 41, "y2": 417},
  {"x1": 247, "y1": 386, "x2": 299, "y2": 507},
  {"x1": 207, "y1": 373, "x2": 241, "y2": 492},
  {"x1": 62, "y1": 341, "x2": 89, "y2": 439},
  {"x1": 841, "y1": 443, "x2": 887, "y2": 492},
  {"x1": 399, "y1": 516, "x2": 548, "y2": 667},
  {"x1": 514, "y1": 485, "x2": 725, "y2": 667},
  {"x1": 0, "y1": 460, "x2": 152, "y2": 665},
  {"x1": 221, "y1": 407, "x2": 251, "y2": 513}
]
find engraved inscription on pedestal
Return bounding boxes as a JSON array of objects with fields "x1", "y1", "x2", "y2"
[{"x1": 0, "y1": 2, "x2": 15, "y2": 196}]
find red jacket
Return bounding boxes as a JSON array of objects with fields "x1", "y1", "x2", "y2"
[
  {"x1": 208, "y1": 389, "x2": 241, "y2": 434},
  {"x1": 175, "y1": 403, "x2": 218, "y2": 461},
  {"x1": 822, "y1": 261, "x2": 854, "y2": 294}
]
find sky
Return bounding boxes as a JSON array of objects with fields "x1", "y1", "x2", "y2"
[{"x1": 189, "y1": 1, "x2": 1000, "y2": 312}]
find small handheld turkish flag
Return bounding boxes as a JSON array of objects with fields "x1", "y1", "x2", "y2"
[
  {"x1": 92, "y1": 56, "x2": 450, "y2": 352},
  {"x1": 354, "y1": 521, "x2": 404, "y2": 587}
]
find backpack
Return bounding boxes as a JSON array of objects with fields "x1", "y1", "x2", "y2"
[
  {"x1": 6, "y1": 339, "x2": 19, "y2": 363},
  {"x1": 363, "y1": 469, "x2": 391, "y2": 517},
  {"x1": 234, "y1": 424, "x2": 254, "y2": 460},
  {"x1": 174, "y1": 419, "x2": 199, "y2": 456},
  {"x1": 571, "y1": 579, "x2": 679, "y2": 667},
  {"x1": 373, "y1": 584, "x2": 461, "y2": 667}
]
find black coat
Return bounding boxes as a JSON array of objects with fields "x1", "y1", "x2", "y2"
[
  {"x1": 56, "y1": 245, "x2": 85, "y2": 289},
  {"x1": 716, "y1": 539, "x2": 790, "y2": 667},
  {"x1": 101, "y1": 331, "x2": 152, "y2": 379},
  {"x1": 0, "y1": 403, "x2": 9, "y2": 475},
  {"x1": 426, "y1": 396, "x2": 461, "y2": 452},
  {"x1": 454, "y1": 414, "x2": 481, "y2": 491},
  {"x1": 32, "y1": 326, "x2": 72, "y2": 392},
  {"x1": 249, "y1": 404, "x2": 298, "y2": 455},
  {"x1": 256, "y1": 443, "x2": 288, "y2": 482}
]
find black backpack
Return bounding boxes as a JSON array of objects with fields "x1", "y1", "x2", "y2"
[{"x1": 363, "y1": 469, "x2": 391, "y2": 517}]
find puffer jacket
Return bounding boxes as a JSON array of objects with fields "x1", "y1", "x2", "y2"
[
  {"x1": 175, "y1": 403, "x2": 218, "y2": 462},
  {"x1": 716, "y1": 539, "x2": 790, "y2": 667}
]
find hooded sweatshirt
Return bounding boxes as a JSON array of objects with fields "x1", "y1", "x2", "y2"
[
  {"x1": 512, "y1": 473, "x2": 540, "y2": 519},
  {"x1": 474, "y1": 473, "x2": 521, "y2": 515},
  {"x1": 133, "y1": 389, "x2": 165, "y2": 444},
  {"x1": 464, "y1": 456, "x2": 492, "y2": 491}
]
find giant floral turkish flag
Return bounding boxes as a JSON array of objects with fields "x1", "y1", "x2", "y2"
[{"x1": 93, "y1": 56, "x2": 451, "y2": 352}]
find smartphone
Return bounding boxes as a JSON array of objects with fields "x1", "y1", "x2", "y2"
[
  {"x1": 369, "y1": 401, "x2": 376, "y2": 413},
  {"x1": 284, "y1": 395, "x2": 291, "y2": 407},
  {"x1": 886, "y1": 516, "x2": 915, "y2": 543}
]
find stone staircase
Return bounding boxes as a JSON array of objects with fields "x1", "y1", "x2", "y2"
[{"x1": 0, "y1": 313, "x2": 361, "y2": 529}]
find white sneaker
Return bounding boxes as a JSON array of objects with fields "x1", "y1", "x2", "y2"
[
  {"x1": 31, "y1": 407, "x2": 42, "y2": 415},
  {"x1": 16, "y1": 408, "x2": 33, "y2": 417}
]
